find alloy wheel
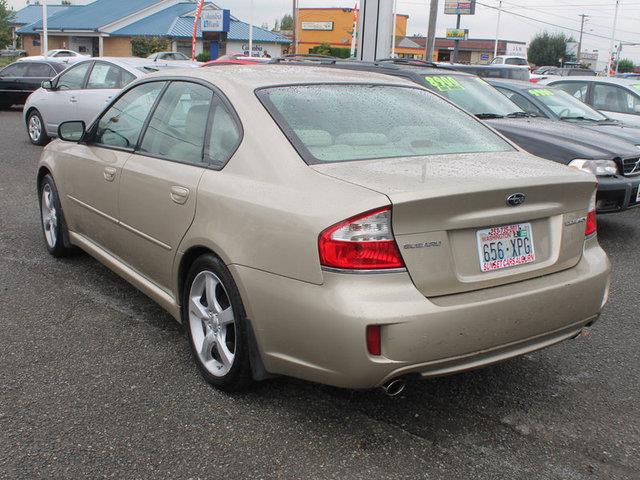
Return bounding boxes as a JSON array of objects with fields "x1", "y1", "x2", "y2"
[
  {"x1": 188, "y1": 271, "x2": 236, "y2": 377},
  {"x1": 29, "y1": 114, "x2": 42, "y2": 142},
  {"x1": 41, "y1": 183, "x2": 58, "y2": 248}
]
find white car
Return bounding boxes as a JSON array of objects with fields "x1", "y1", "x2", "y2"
[
  {"x1": 539, "y1": 76, "x2": 640, "y2": 128},
  {"x1": 23, "y1": 57, "x2": 159, "y2": 145},
  {"x1": 18, "y1": 49, "x2": 88, "y2": 64},
  {"x1": 147, "y1": 51, "x2": 201, "y2": 68},
  {"x1": 491, "y1": 55, "x2": 529, "y2": 67}
]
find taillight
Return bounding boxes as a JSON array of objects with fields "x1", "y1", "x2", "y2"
[
  {"x1": 318, "y1": 207, "x2": 405, "y2": 270},
  {"x1": 585, "y1": 190, "x2": 597, "y2": 237}
]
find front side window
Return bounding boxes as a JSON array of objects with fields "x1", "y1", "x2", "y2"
[
  {"x1": 553, "y1": 81, "x2": 589, "y2": 102},
  {"x1": 139, "y1": 81, "x2": 213, "y2": 164},
  {"x1": 0, "y1": 63, "x2": 29, "y2": 77},
  {"x1": 87, "y1": 62, "x2": 135, "y2": 89},
  {"x1": 423, "y1": 75, "x2": 523, "y2": 117},
  {"x1": 94, "y1": 81, "x2": 165, "y2": 149},
  {"x1": 593, "y1": 84, "x2": 640, "y2": 114},
  {"x1": 57, "y1": 62, "x2": 91, "y2": 90},
  {"x1": 257, "y1": 84, "x2": 513, "y2": 164},
  {"x1": 491, "y1": 58, "x2": 504, "y2": 64}
]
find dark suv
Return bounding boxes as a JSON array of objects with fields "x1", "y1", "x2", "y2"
[{"x1": 272, "y1": 57, "x2": 640, "y2": 213}]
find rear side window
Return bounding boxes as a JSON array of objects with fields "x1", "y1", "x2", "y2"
[
  {"x1": 27, "y1": 63, "x2": 54, "y2": 77},
  {"x1": 87, "y1": 62, "x2": 135, "y2": 89},
  {"x1": 57, "y1": 62, "x2": 91, "y2": 90},
  {"x1": 94, "y1": 81, "x2": 165, "y2": 149},
  {"x1": 257, "y1": 84, "x2": 513, "y2": 164},
  {"x1": 553, "y1": 81, "x2": 589, "y2": 101},
  {"x1": 592, "y1": 84, "x2": 640, "y2": 114},
  {"x1": 139, "y1": 81, "x2": 213, "y2": 165},
  {"x1": 207, "y1": 96, "x2": 241, "y2": 167}
]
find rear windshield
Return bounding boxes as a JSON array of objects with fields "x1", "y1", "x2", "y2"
[
  {"x1": 505, "y1": 58, "x2": 528, "y2": 66},
  {"x1": 257, "y1": 84, "x2": 513, "y2": 164}
]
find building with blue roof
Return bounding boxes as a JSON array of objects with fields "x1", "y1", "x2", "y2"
[
  {"x1": 16, "y1": 0, "x2": 290, "y2": 59},
  {"x1": 8, "y1": 3, "x2": 75, "y2": 48}
]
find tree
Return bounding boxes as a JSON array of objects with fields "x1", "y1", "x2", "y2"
[
  {"x1": 617, "y1": 58, "x2": 635, "y2": 73},
  {"x1": 273, "y1": 19, "x2": 280, "y2": 31},
  {"x1": 528, "y1": 32, "x2": 575, "y2": 67},
  {"x1": 131, "y1": 36, "x2": 169, "y2": 58},
  {"x1": 280, "y1": 13, "x2": 294, "y2": 31},
  {"x1": 0, "y1": 0, "x2": 14, "y2": 49}
]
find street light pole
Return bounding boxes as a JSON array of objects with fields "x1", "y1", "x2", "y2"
[
  {"x1": 425, "y1": 0, "x2": 438, "y2": 62},
  {"x1": 607, "y1": 0, "x2": 620, "y2": 76},
  {"x1": 452, "y1": 14, "x2": 461, "y2": 63},
  {"x1": 42, "y1": 0, "x2": 48, "y2": 55},
  {"x1": 493, "y1": 0, "x2": 502, "y2": 59}
]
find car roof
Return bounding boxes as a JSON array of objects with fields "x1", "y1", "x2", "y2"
[
  {"x1": 486, "y1": 78, "x2": 538, "y2": 89},
  {"x1": 144, "y1": 64, "x2": 418, "y2": 90},
  {"x1": 548, "y1": 76, "x2": 637, "y2": 84}
]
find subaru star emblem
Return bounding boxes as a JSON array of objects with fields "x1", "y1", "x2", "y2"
[{"x1": 506, "y1": 193, "x2": 526, "y2": 206}]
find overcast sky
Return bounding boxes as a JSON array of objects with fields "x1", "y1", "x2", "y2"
[{"x1": 9, "y1": 0, "x2": 640, "y2": 62}]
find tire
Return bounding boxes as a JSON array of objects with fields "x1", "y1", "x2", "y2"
[
  {"x1": 27, "y1": 109, "x2": 50, "y2": 146},
  {"x1": 39, "y1": 174, "x2": 74, "y2": 257},
  {"x1": 182, "y1": 254, "x2": 252, "y2": 391}
]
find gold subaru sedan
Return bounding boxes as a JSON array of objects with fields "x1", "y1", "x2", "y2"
[{"x1": 37, "y1": 66, "x2": 610, "y2": 393}]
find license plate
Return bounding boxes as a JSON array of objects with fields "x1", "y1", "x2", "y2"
[{"x1": 477, "y1": 223, "x2": 535, "y2": 272}]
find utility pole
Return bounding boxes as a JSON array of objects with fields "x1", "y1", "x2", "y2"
[
  {"x1": 292, "y1": 0, "x2": 297, "y2": 55},
  {"x1": 248, "y1": 0, "x2": 253, "y2": 57},
  {"x1": 452, "y1": 13, "x2": 461, "y2": 63},
  {"x1": 493, "y1": 0, "x2": 502, "y2": 59},
  {"x1": 607, "y1": 0, "x2": 620, "y2": 76},
  {"x1": 425, "y1": 0, "x2": 438, "y2": 62},
  {"x1": 42, "y1": 0, "x2": 48, "y2": 55},
  {"x1": 577, "y1": 14, "x2": 589, "y2": 63},
  {"x1": 391, "y1": 0, "x2": 398, "y2": 57}
]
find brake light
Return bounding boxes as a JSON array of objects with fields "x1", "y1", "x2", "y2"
[
  {"x1": 366, "y1": 325, "x2": 381, "y2": 356},
  {"x1": 318, "y1": 207, "x2": 405, "y2": 270},
  {"x1": 585, "y1": 190, "x2": 597, "y2": 237}
]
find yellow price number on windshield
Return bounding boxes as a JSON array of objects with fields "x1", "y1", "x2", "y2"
[
  {"x1": 425, "y1": 76, "x2": 464, "y2": 92},
  {"x1": 529, "y1": 89, "x2": 554, "y2": 96}
]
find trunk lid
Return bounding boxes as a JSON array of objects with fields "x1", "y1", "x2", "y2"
[{"x1": 312, "y1": 152, "x2": 596, "y2": 297}]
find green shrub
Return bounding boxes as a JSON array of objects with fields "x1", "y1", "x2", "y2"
[
  {"x1": 309, "y1": 43, "x2": 352, "y2": 59},
  {"x1": 131, "y1": 36, "x2": 169, "y2": 58},
  {"x1": 196, "y1": 52, "x2": 210, "y2": 62}
]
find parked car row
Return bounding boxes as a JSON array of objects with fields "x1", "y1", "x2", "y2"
[{"x1": 36, "y1": 64, "x2": 610, "y2": 393}]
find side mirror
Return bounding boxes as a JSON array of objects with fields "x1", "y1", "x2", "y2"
[
  {"x1": 42, "y1": 80, "x2": 55, "y2": 90},
  {"x1": 58, "y1": 121, "x2": 86, "y2": 142}
]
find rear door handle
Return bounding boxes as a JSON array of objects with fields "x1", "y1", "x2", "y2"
[
  {"x1": 103, "y1": 167, "x2": 117, "y2": 182},
  {"x1": 170, "y1": 186, "x2": 190, "y2": 205}
]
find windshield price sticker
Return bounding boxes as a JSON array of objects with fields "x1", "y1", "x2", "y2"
[
  {"x1": 529, "y1": 89, "x2": 554, "y2": 96},
  {"x1": 632, "y1": 84, "x2": 640, "y2": 91},
  {"x1": 425, "y1": 76, "x2": 464, "y2": 92},
  {"x1": 477, "y1": 223, "x2": 535, "y2": 272}
]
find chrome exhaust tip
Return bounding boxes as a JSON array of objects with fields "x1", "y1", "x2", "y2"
[{"x1": 381, "y1": 379, "x2": 406, "y2": 397}]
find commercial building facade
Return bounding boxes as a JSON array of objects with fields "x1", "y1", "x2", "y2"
[{"x1": 15, "y1": 0, "x2": 290, "y2": 59}]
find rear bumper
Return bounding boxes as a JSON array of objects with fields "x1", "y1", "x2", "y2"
[
  {"x1": 230, "y1": 238, "x2": 610, "y2": 389},
  {"x1": 596, "y1": 175, "x2": 640, "y2": 213}
]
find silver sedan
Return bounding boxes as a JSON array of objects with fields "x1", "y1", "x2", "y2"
[{"x1": 23, "y1": 57, "x2": 159, "y2": 145}]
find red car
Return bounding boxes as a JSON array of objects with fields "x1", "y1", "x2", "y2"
[{"x1": 201, "y1": 54, "x2": 271, "y2": 66}]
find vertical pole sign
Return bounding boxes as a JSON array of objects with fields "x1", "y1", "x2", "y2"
[
  {"x1": 444, "y1": 1, "x2": 475, "y2": 63},
  {"x1": 192, "y1": 0, "x2": 205, "y2": 61},
  {"x1": 356, "y1": 0, "x2": 393, "y2": 61},
  {"x1": 350, "y1": 2, "x2": 359, "y2": 58}
]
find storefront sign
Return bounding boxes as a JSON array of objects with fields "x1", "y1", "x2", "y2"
[
  {"x1": 506, "y1": 42, "x2": 526, "y2": 57},
  {"x1": 301, "y1": 21, "x2": 334, "y2": 31},
  {"x1": 444, "y1": 1, "x2": 476, "y2": 15},
  {"x1": 201, "y1": 9, "x2": 230, "y2": 32},
  {"x1": 446, "y1": 28, "x2": 468, "y2": 40}
]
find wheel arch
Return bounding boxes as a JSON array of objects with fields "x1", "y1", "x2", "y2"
[{"x1": 175, "y1": 244, "x2": 272, "y2": 381}]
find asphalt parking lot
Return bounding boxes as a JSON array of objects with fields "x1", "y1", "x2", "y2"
[{"x1": 0, "y1": 107, "x2": 639, "y2": 480}]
